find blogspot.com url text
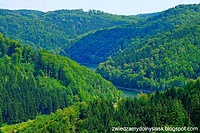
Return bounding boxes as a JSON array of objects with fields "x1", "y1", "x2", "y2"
[{"x1": 112, "y1": 126, "x2": 199, "y2": 132}]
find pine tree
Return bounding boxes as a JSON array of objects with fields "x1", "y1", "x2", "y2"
[{"x1": 0, "y1": 109, "x2": 2, "y2": 127}]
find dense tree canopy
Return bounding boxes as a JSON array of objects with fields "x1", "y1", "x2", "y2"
[
  {"x1": 66, "y1": 4, "x2": 200, "y2": 64},
  {"x1": 0, "y1": 33, "x2": 122, "y2": 124},
  {"x1": 2, "y1": 77, "x2": 200, "y2": 132},
  {"x1": 0, "y1": 3, "x2": 200, "y2": 133},
  {"x1": 96, "y1": 21, "x2": 200, "y2": 91},
  {"x1": 0, "y1": 9, "x2": 139, "y2": 51}
]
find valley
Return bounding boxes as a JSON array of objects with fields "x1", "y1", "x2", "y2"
[
  {"x1": 0, "y1": 3, "x2": 200, "y2": 133},
  {"x1": 118, "y1": 89, "x2": 140, "y2": 98},
  {"x1": 84, "y1": 64, "x2": 141, "y2": 98}
]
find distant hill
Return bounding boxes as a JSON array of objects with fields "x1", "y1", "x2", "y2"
[
  {"x1": 1, "y1": 4, "x2": 200, "y2": 133},
  {"x1": 0, "y1": 9, "x2": 139, "y2": 51},
  {"x1": 65, "y1": 4, "x2": 200, "y2": 64},
  {"x1": 0, "y1": 33, "x2": 122, "y2": 124},
  {"x1": 136, "y1": 12, "x2": 160, "y2": 19},
  {"x1": 96, "y1": 19, "x2": 200, "y2": 91}
]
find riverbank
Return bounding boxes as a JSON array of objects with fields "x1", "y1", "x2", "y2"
[
  {"x1": 83, "y1": 63, "x2": 153, "y2": 97},
  {"x1": 120, "y1": 89, "x2": 140, "y2": 98},
  {"x1": 116, "y1": 86, "x2": 152, "y2": 93}
]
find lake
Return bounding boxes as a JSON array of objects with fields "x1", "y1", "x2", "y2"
[
  {"x1": 84, "y1": 64, "x2": 140, "y2": 98},
  {"x1": 120, "y1": 89, "x2": 140, "y2": 98}
]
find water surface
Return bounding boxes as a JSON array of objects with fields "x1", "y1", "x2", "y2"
[
  {"x1": 84, "y1": 64, "x2": 140, "y2": 98},
  {"x1": 120, "y1": 89, "x2": 140, "y2": 98}
]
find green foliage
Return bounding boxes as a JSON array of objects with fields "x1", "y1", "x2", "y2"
[
  {"x1": 0, "y1": 9, "x2": 139, "y2": 51},
  {"x1": 97, "y1": 15, "x2": 200, "y2": 91},
  {"x1": 0, "y1": 109, "x2": 2, "y2": 127},
  {"x1": 1, "y1": 4, "x2": 200, "y2": 133},
  {"x1": 4, "y1": 77, "x2": 200, "y2": 132},
  {"x1": 0, "y1": 34, "x2": 122, "y2": 124},
  {"x1": 66, "y1": 4, "x2": 200, "y2": 64}
]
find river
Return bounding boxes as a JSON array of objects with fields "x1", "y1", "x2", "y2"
[
  {"x1": 120, "y1": 89, "x2": 140, "y2": 98},
  {"x1": 83, "y1": 63, "x2": 140, "y2": 98}
]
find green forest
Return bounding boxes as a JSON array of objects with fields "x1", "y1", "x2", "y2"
[
  {"x1": 96, "y1": 20, "x2": 200, "y2": 91},
  {"x1": 0, "y1": 9, "x2": 138, "y2": 51},
  {"x1": 0, "y1": 33, "x2": 121, "y2": 125},
  {"x1": 66, "y1": 4, "x2": 200, "y2": 64},
  {"x1": 2, "y1": 78, "x2": 200, "y2": 132},
  {"x1": 0, "y1": 3, "x2": 200, "y2": 133}
]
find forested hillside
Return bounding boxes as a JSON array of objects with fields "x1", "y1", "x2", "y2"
[
  {"x1": 0, "y1": 33, "x2": 122, "y2": 125},
  {"x1": 0, "y1": 9, "x2": 138, "y2": 51},
  {"x1": 96, "y1": 20, "x2": 200, "y2": 91},
  {"x1": 2, "y1": 78, "x2": 200, "y2": 132},
  {"x1": 1, "y1": 3, "x2": 200, "y2": 133},
  {"x1": 66, "y1": 4, "x2": 200, "y2": 64}
]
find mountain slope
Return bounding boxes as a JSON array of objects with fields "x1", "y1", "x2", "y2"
[
  {"x1": 0, "y1": 9, "x2": 139, "y2": 51},
  {"x1": 0, "y1": 33, "x2": 122, "y2": 124},
  {"x1": 96, "y1": 20, "x2": 200, "y2": 91},
  {"x1": 3, "y1": 77, "x2": 200, "y2": 132},
  {"x1": 65, "y1": 4, "x2": 200, "y2": 64}
]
